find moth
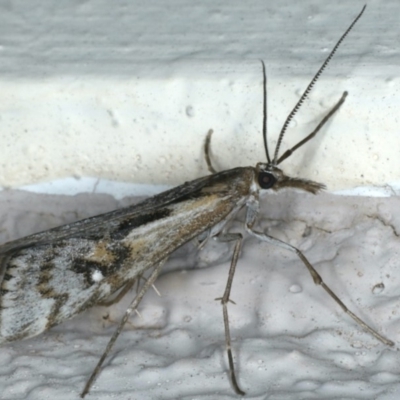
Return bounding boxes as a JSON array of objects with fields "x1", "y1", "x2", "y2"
[{"x1": 0, "y1": 4, "x2": 393, "y2": 397}]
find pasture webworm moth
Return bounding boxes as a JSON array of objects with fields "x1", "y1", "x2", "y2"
[{"x1": 0, "y1": 4, "x2": 393, "y2": 397}]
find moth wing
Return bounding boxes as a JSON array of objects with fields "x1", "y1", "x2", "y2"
[
  {"x1": 0, "y1": 168, "x2": 254, "y2": 342},
  {"x1": 0, "y1": 172, "x2": 227, "y2": 254}
]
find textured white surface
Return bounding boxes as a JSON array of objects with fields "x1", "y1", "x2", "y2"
[
  {"x1": 0, "y1": 1, "x2": 399, "y2": 191},
  {"x1": 1, "y1": 189, "x2": 400, "y2": 399},
  {"x1": 1, "y1": 1, "x2": 400, "y2": 400}
]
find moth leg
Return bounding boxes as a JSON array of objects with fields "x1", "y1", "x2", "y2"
[
  {"x1": 214, "y1": 232, "x2": 246, "y2": 396},
  {"x1": 193, "y1": 229, "x2": 211, "y2": 250},
  {"x1": 81, "y1": 259, "x2": 167, "y2": 398},
  {"x1": 97, "y1": 280, "x2": 136, "y2": 307},
  {"x1": 204, "y1": 129, "x2": 217, "y2": 174},
  {"x1": 135, "y1": 272, "x2": 162, "y2": 297},
  {"x1": 245, "y1": 207, "x2": 394, "y2": 347}
]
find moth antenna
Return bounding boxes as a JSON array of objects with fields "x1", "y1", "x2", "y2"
[
  {"x1": 261, "y1": 60, "x2": 271, "y2": 163},
  {"x1": 272, "y1": 4, "x2": 366, "y2": 164},
  {"x1": 276, "y1": 91, "x2": 347, "y2": 165}
]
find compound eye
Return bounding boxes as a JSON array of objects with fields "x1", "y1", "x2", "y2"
[{"x1": 258, "y1": 171, "x2": 276, "y2": 189}]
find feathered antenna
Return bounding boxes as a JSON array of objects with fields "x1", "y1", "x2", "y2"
[{"x1": 271, "y1": 5, "x2": 366, "y2": 165}]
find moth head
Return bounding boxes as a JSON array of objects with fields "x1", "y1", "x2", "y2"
[
  {"x1": 255, "y1": 162, "x2": 325, "y2": 194},
  {"x1": 259, "y1": 11, "x2": 352, "y2": 194}
]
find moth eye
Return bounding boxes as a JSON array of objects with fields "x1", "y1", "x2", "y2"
[{"x1": 258, "y1": 171, "x2": 276, "y2": 189}]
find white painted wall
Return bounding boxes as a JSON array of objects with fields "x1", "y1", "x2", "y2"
[
  {"x1": 1, "y1": 2, "x2": 400, "y2": 400},
  {"x1": 0, "y1": 1, "x2": 398, "y2": 193}
]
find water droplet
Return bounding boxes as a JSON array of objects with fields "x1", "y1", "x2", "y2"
[
  {"x1": 372, "y1": 282, "x2": 385, "y2": 294},
  {"x1": 289, "y1": 284, "x2": 302, "y2": 293},
  {"x1": 186, "y1": 106, "x2": 194, "y2": 117}
]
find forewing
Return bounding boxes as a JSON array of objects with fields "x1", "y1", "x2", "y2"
[{"x1": 0, "y1": 167, "x2": 255, "y2": 342}]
